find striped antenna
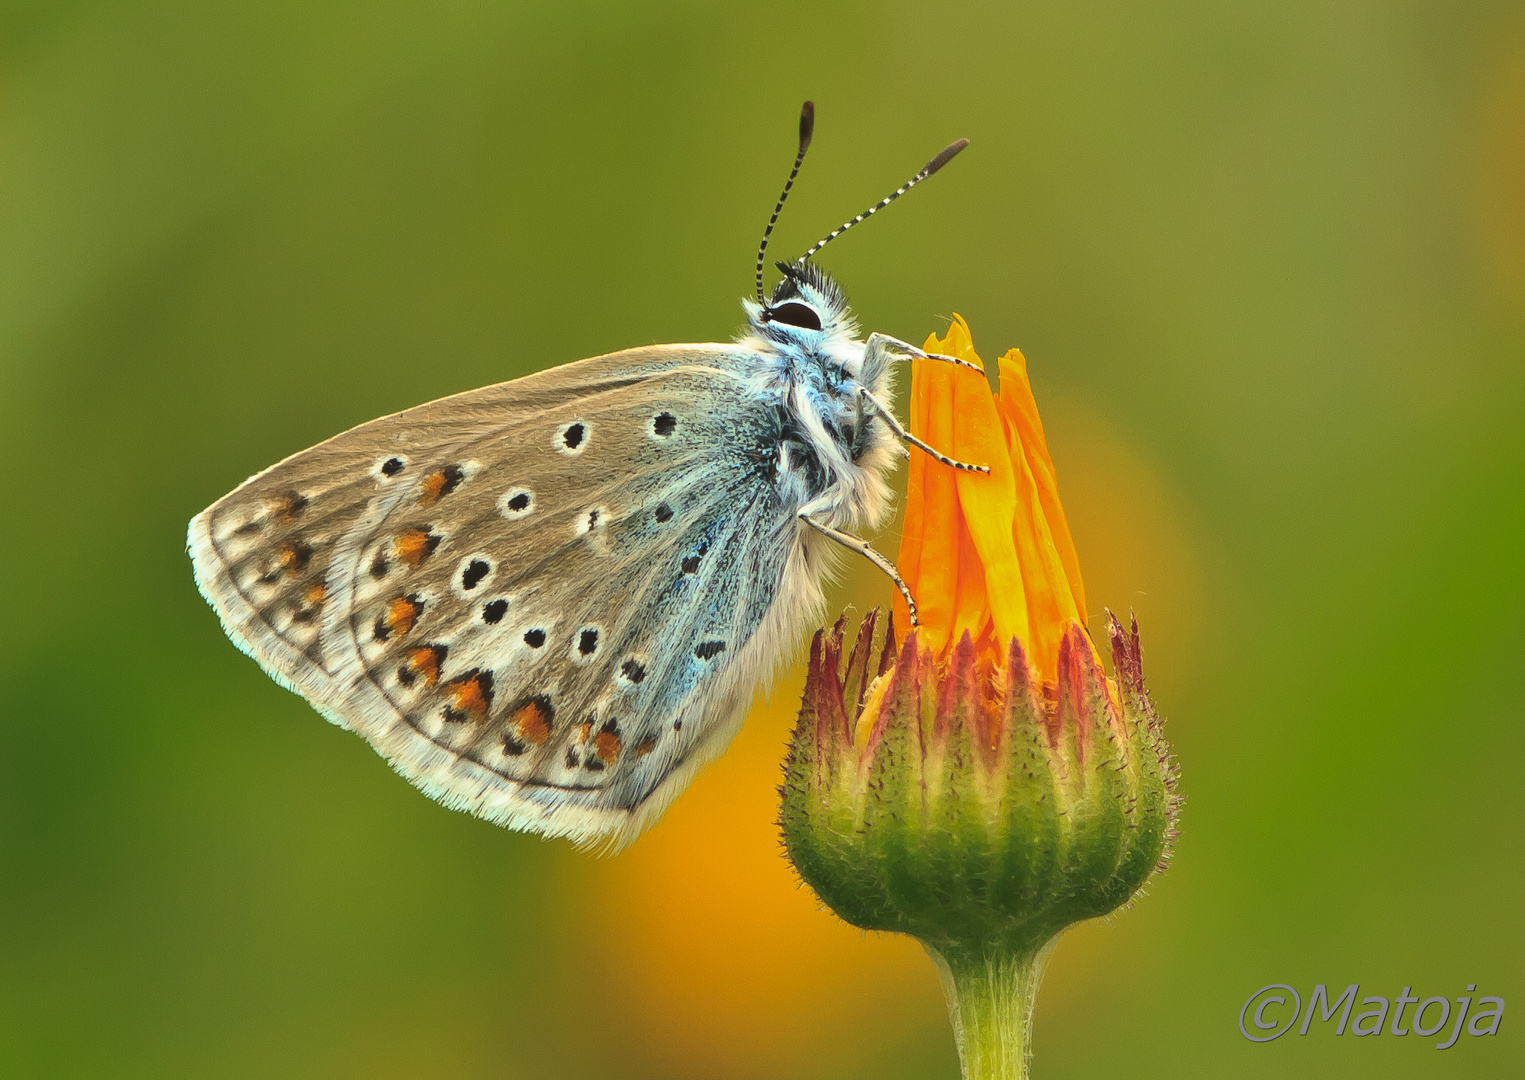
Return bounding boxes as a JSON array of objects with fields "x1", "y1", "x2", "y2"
[
  {"x1": 798, "y1": 137, "x2": 969, "y2": 263},
  {"x1": 756, "y1": 101, "x2": 815, "y2": 306}
]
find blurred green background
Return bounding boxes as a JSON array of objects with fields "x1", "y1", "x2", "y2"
[{"x1": 3, "y1": 1, "x2": 1522, "y2": 1077}]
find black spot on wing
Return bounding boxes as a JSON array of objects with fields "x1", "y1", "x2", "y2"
[{"x1": 681, "y1": 539, "x2": 709, "y2": 576}]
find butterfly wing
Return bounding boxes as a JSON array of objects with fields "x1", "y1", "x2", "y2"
[{"x1": 190, "y1": 345, "x2": 824, "y2": 849}]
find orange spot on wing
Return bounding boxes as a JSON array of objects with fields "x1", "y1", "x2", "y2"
[
  {"x1": 634, "y1": 736, "x2": 657, "y2": 758},
  {"x1": 418, "y1": 465, "x2": 464, "y2": 507},
  {"x1": 278, "y1": 541, "x2": 312, "y2": 576},
  {"x1": 513, "y1": 700, "x2": 552, "y2": 745},
  {"x1": 445, "y1": 672, "x2": 493, "y2": 719},
  {"x1": 385, "y1": 595, "x2": 421, "y2": 637},
  {"x1": 404, "y1": 646, "x2": 444, "y2": 687},
  {"x1": 595, "y1": 730, "x2": 622, "y2": 765},
  {"x1": 420, "y1": 473, "x2": 447, "y2": 505},
  {"x1": 292, "y1": 582, "x2": 327, "y2": 624},
  {"x1": 267, "y1": 491, "x2": 308, "y2": 524},
  {"x1": 579, "y1": 720, "x2": 593, "y2": 742},
  {"x1": 394, "y1": 529, "x2": 438, "y2": 566}
]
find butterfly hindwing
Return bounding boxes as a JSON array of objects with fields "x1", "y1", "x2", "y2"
[{"x1": 190, "y1": 345, "x2": 813, "y2": 847}]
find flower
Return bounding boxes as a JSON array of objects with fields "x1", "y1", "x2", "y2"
[
  {"x1": 779, "y1": 317, "x2": 1179, "y2": 1080},
  {"x1": 894, "y1": 316, "x2": 1090, "y2": 677}
]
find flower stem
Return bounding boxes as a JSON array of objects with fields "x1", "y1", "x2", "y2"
[{"x1": 926, "y1": 937, "x2": 1059, "y2": 1080}]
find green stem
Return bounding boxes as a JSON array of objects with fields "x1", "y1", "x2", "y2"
[{"x1": 925, "y1": 938, "x2": 1059, "y2": 1080}]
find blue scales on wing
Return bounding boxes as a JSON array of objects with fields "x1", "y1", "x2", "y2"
[{"x1": 188, "y1": 345, "x2": 811, "y2": 849}]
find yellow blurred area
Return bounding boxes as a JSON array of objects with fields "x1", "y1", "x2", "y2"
[{"x1": 561, "y1": 688, "x2": 939, "y2": 1078}]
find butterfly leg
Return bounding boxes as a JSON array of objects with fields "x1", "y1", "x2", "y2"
[
  {"x1": 798, "y1": 503, "x2": 919, "y2": 627},
  {"x1": 863, "y1": 331, "x2": 985, "y2": 373},
  {"x1": 859, "y1": 388, "x2": 991, "y2": 475}
]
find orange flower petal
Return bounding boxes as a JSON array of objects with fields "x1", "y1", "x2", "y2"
[
  {"x1": 997, "y1": 348, "x2": 1089, "y2": 624},
  {"x1": 939, "y1": 320, "x2": 996, "y2": 651},
  {"x1": 935, "y1": 316, "x2": 1030, "y2": 651},
  {"x1": 901, "y1": 342, "x2": 965, "y2": 654},
  {"x1": 893, "y1": 317, "x2": 1092, "y2": 683},
  {"x1": 1006, "y1": 422, "x2": 1076, "y2": 680},
  {"x1": 952, "y1": 514, "x2": 990, "y2": 649}
]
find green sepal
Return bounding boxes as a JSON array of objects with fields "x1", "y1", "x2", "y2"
[{"x1": 992, "y1": 637, "x2": 1064, "y2": 952}]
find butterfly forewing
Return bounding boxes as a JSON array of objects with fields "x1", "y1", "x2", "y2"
[{"x1": 190, "y1": 345, "x2": 799, "y2": 847}]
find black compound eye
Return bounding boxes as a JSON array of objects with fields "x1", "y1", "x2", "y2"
[{"x1": 768, "y1": 302, "x2": 823, "y2": 331}]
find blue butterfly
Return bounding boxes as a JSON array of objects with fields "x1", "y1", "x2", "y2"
[{"x1": 188, "y1": 102, "x2": 983, "y2": 849}]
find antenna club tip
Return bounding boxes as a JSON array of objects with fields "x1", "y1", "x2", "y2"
[
  {"x1": 799, "y1": 101, "x2": 815, "y2": 150},
  {"x1": 925, "y1": 137, "x2": 970, "y2": 176}
]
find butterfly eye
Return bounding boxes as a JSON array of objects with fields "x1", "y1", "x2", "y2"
[{"x1": 768, "y1": 302, "x2": 823, "y2": 331}]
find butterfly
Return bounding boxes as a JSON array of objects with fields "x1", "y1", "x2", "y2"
[{"x1": 187, "y1": 102, "x2": 986, "y2": 850}]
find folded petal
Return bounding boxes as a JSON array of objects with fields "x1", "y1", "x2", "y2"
[
  {"x1": 894, "y1": 318, "x2": 1093, "y2": 684},
  {"x1": 899, "y1": 329, "x2": 967, "y2": 654},
  {"x1": 997, "y1": 347, "x2": 1088, "y2": 627}
]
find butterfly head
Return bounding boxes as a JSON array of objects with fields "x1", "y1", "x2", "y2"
[
  {"x1": 744, "y1": 259, "x2": 857, "y2": 347},
  {"x1": 747, "y1": 102, "x2": 966, "y2": 357}
]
